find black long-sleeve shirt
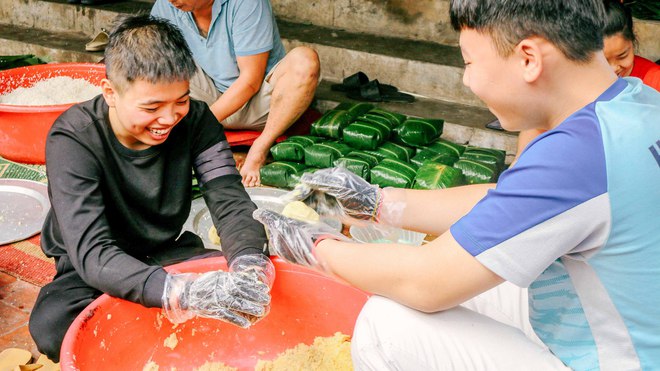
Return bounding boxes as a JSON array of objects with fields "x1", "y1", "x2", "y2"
[{"x1": 42, "y1": 96, "x2": 267, "y2": 307}]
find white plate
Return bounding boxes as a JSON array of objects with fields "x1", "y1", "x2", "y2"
[
  {"x1": 183, "y1": 187, "x2": 342, "y2": 249},
  {"x1": 0, "y1": 179, "x2": 50, "y2": 245}
]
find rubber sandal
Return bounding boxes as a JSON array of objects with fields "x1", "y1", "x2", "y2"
[
  {"x1": 346, "y1": 79, "x2": 415, "y2": 103},
  {"x1": 331, "y1": 71, "x2": 398, "y2": 94},
  {"x1": 85, "y1": 28, "x2": 109, "y2": 52}
]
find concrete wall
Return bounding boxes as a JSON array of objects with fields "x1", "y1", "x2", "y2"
[
  {"x1": 272, "y1": 0, "x2": 659, "y2": 61},
  {"x1": 272, "y1": 0, "x2": 458, "y2": 45}
]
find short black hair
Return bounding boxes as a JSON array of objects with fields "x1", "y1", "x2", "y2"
[
  {"x1": 603, "y1": 0, "x2": 637, "y2": 46},
  {"x1": 104, "y1": 15, "x2": 197, "y2": 92},
  {"x1": 450, "y1": 0, "x2": 606, "y2": 62}
]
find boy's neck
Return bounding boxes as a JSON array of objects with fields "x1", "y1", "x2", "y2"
[{"x1": 537, "y1": 52, "x2": 618, "y2": 131}]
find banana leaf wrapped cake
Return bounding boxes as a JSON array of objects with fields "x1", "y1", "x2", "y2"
[
  {"x1": 364, "y1": 142, "x2": 415, "y2": 162},
  {"x1": 370, "y1": 158, "x2": 418, "y2": 188},
  {"x1": 453, "y1": 158, "x2": 498, "y2": 184},
  {"x1": 413, "y1": 162, "x2": 466, "y2": 190},
  {"x1": 334, "y1": 156, "x2": 373, "y2": 180},
  {"x1": 411, "y1": 148, "x2": 458, "y2": 168},
  {"x1": 424, "y1": 138, "x2": 466, "y2": 158},
  {"x1": 304, "y1": 141, "x2": 353, "y2": 168},
  {"x1": 270, "y1": 135, "x2": 325, "y2": 162},
  {"x1": 311, "y1": 110, "x2": 353, "y2": 139},
  {"x1": 260, "y1": 161, "x2": 308, "y2": 188},
  {"x1": 463, "y1": 147, "x2": 506, "y2": 173},
  {"x1": 394, "y1": 118, "x2": 444, "y2": 147},
  {"x1": 333, "y1": 102, "x2": 375, "y2": 119},
  {"x1": 368, "y1": 108, "x2": 407, "y2": 126},
  {"x1": 342, "y1": 119, "x2": 392, "y2": 150}
]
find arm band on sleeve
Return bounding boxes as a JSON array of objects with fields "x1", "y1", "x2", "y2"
[{"x1": 194, "y1": 141, "x2": 239, "y2": 185}]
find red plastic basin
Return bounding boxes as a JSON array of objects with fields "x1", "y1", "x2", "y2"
[
  {"x1": 0, "y1": 63, "x2": 106, "y2": 164},
  {"x1": 60, "y1": 257, "x2": 369, "y2": 371}
]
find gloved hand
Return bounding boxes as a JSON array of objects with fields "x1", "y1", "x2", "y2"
[
  {"x1": 253, "y1": 209, "x2": 349, "y2": 272},
  {"x1": 294, "y1": 167, "x2": 407, "y2": 226},
  {"x1": 162, "y1": 254, "x2": 274, "y2": 328}
]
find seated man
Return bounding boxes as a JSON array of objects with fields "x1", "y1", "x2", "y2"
[
  {"x1": 151, "y1": 0, "x2": 321, "y2": 187},
  {"x1": 29, "y1": 15, "x2": 274, "y2": 362}
]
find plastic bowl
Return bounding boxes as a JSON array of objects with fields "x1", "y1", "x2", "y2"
[
  {"x1": 350, "y1": 224, "x2": 426, "y2": 246},
  {"x1": 0, "y1": 63, "x2": 106, "y2": 164},
  {"x1": 60, "y1": 257, "x2": 369, "y2": 371}
]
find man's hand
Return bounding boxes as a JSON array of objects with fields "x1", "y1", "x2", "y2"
[
  {"x1": 253, "y1": 209, "x2": 348, "y2": 271},
  {"x1": 162, "y1": 254, "x2": 274, "y2": 328}
]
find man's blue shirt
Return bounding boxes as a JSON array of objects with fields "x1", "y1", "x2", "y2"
[{"x1": 152, "y1": 0, "x2": 286, "y2": 92}]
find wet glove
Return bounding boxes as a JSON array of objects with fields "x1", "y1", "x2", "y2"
[
  {"x1": 162, "y1": 254, "x2": 275, "y2": 328},
  {"x1": 253, "y1": 209, "x2": 349, "y2": 272},
  {"x1": 295, "y1": 167, "x2": 406, "y2": 225}
]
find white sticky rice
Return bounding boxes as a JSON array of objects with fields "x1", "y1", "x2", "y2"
[{"x1": 0, "y1": 76, "x2": 101, "y2": 105}]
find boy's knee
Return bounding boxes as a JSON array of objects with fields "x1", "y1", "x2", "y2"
[{"x1": 29, "y1": 310, "x2": 65, "y2": 362}]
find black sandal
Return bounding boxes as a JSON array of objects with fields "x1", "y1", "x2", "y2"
[
  {"x1": 331, "y1": 71, "x2": 398, "y2": 94},
  {"x1": 346, "y1": 80, "x2": 415, "y2": 103}
]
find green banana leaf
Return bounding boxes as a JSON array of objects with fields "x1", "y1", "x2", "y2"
[
  {"x1": 411, "y1": 148, "x2": 458, "y2": 168},
  {"x1": 334, "y1": 156, "x2": 372, "y2": 180},
  {"x1": 424, "y1": 138, "x2": 467, "y2": 158},
  {"x1": 342, "y1": 120, "x2": 391, "y2": 150},
  {"x1": 286, "y1": 135, "x2": 325, "y2": 146},
  {"x1": 346, "y1": 151, "x2": 380, "y2": 168},
  {"x1": 364, "y1": 142, "x2": 415, "y2": 162},
  {"x1": 413, "y1": 162, "x2": 466, "y2": 190},
  {"x1": 368, "y1": 108, "x2": 407, "y2": 126},
  {"x1": 0, "y1": 55, "x2": 48, "y2": 71},
  {"x1": 453, "y1": 159, "x2": 498, "y2": 184},
  {"x1": 311, "y1": 110, "x2": 353, "y2": 139},
  {"x1": 461, "y1": 152, "x2": 504, "y2": 176},
  {"x1": 464, "y1": 146, "x2": 506, "y2": 172},
  {"x1": 358, "y1": 113, "x2": 397, "y2": 129},
  {"x1": 260, "y1": 161, "x2": 308, "y2": 188},
  {"x1": 370, "y1": 158, "x2": 418, "y2": 188},
  {"x1": 333, "y1": 102, "x2": 375, "y2": 119},
  {"x1": 304, "y1": 142, "x2": 353, "y2": 168},
  {"x1": 393, "y1": 118, "x2": 444, "y2": 147},
  {"x1": 270, "y1": 141, "x2": 306, "y2": 162}
]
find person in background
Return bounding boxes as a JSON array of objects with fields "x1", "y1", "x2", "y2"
[
  {"x1": 254, "y1": 0, "x2": 660, "y2": 369},
  {"x1": 516, "y1": 0, "x2": 659, "y2": 161},
  {"x1": 602, "y1": 0, "x2": 660, "y2": 90},
  {"x1": 151, "y1": 0, "x2": 321, "y2": 188},
  {"x1": 29, "y1": 15, "x2": 274, "y2": 362}
]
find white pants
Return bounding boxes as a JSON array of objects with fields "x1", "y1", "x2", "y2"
[{"x1": 352, "y1": 282, "x2": 571, "y2": 371}]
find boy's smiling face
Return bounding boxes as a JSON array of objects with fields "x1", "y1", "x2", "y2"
[
  {"x1": 103, "y1": 79, "x2": 190, "y2": 150},
  {"x1": 459, "y1": 29, "x2": 530, "y2": 132}
]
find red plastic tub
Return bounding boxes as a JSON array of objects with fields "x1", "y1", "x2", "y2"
[
  {"x1": 0, "y1": 63, "x2": 106, "y2": 164},
  {"x1": 60, "y1": 257, "x2": 369, "y2": 371}
]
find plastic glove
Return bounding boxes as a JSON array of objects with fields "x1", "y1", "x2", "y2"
[
  {"x1": 296, "y1": 167, "x2": 407, "y2": 225},
  {"x1": 253, "y1": 209, "x2": 349, "y2": 272},
  {"x1": 162, "y1": 254, "x2": 274, "y2": 328}
]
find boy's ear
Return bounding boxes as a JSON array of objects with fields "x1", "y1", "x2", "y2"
[
  {"x1": 516, "y1": 38, "x2": 543, "y2": 83},
  {"x1": 101, "y1": 78, "x2": 118, "y2": 107}
]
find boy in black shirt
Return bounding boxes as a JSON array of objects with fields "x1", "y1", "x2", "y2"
[{"x1": 29, "y1": 15, "x2": 274, "y2": 362}]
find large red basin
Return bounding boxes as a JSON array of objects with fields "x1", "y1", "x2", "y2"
[
  {"x1": 60, "y1": 257, "x2": 369, "y2": 371},
  {"x1": 0, "y1": 63, "x2": 106, "y2": 164}
]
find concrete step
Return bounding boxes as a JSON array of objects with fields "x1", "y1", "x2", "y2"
[
  {"x1": 0, "y1": 23, "x2": 102, "y2": 63},
  {"x1": 313, "y1": 81, "x2": 516, "y2": 162},
  {"x1": 0, "y1": 0, "x2": 481, "y2": 107}
]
